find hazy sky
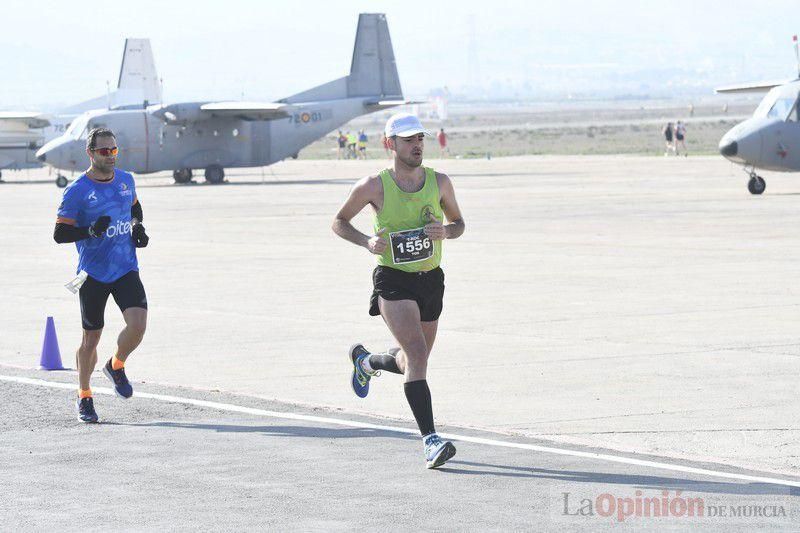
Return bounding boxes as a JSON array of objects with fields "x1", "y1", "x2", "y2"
[{"x1": 2, "y1": 0, "x2": 798, "y2": 109}]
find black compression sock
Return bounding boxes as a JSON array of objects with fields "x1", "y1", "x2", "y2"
[
  {"x1": 368, "y1": 352, "x2": 402, "y2": 374},
  {"x1": 404, "y1": 380, "x2": 435, "y2": 436}
]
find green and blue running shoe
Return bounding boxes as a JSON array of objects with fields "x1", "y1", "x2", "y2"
[
  {"x1": 423, "y1": 433, "x2": 456, "y2": 469},
  {"x1": 349, "y1": 343, "x2": 377, "y2": 398}
]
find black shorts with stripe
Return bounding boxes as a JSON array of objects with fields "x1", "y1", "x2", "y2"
[
  {"x1": 78, "y1": 270, "x2": 147, "y2": 330},
  {"x1": 369, "y1": 266, "x2": 444, "y2": 322}
]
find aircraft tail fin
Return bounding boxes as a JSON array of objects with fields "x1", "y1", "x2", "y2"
[
  {"x1": 115, "y1": 38, "x2": 162, "y2": 106},
  {"x1": 60, "y1": 38, "x2": 161, "y2": 114},
  {"x1": 346, "y1": 13, "x2": 402, "y2": 98},
  {"x1": 282, "y1": 13, "x2": 402, "y2": 103}
]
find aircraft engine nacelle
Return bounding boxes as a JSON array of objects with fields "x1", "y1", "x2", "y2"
[{"x1": 151, "y1": 103, "x2": 211, "y2": 126}]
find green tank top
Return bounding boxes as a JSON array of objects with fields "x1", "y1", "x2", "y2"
[{"x1": 374, "y1": 166, "x2": 443, "y2": 272}]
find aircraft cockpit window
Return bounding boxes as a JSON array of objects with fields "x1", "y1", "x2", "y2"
[
  {"x1": 787, "y1": 102, "x2": 800, "y2": 122},
  {"x1": 766, "y1": 98, "x2": 795, "y2": 120},
  {"x1": 65, "y1": 115, "x2": 90, "y2": 140},
  {"x1": 753, "y1": 89, "x2": 779, "y2": 118}
]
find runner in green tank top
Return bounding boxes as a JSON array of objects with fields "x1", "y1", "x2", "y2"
[
  {"x1": 332, "y1": 113, "x2": 466, "y2": 469},
  {"x1": 374, "y1": 166, "x2": 443, "y2": 273}
]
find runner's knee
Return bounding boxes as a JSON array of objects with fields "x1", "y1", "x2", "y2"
[
  {"x1": 81, "y1": 330, "x2": 102, "y2": 349},
  {"x1": 402, "y1": 340, "x2": 429, "y2": 364},
  {"x1": 130, "y1": 321, "x2": 146, "y2": 337},
  {"x1": 124, "y1": 309, "x2": 147, "y2": 335}
]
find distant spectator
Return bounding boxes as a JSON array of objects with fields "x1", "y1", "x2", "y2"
[
  {"x1": 437, "y1": 128, "x2": 448, "y2": 157},
  {"x1": 662, "y1": 122, "x2": 674, "y2": 156},
  {"x1": 346, "y1": 131, "x2": 357, "y2": 159},
  {"x1": 337, "y1": 130, "x2": 347, "y2": 159},
  {"x1": 675, "y1": 121, "x2": 687, "y2": 156},
  {"x1": 358, "y1": 129, "x2": 368, "y2": 159}
]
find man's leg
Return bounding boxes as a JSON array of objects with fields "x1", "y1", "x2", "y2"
[
  {"x1": 75, "y1": 329, "x2": 102, "y2": 422},
  {"x1": 388, "y1": 318, "x2": 438, "y2": 375},
  {"x1": 104, "y1": 272, "x2": 148, "y2": 398},
  {"x1": 102, "y1": 307, "x2": 145, "y2": 399},
  {"x1": 77, "y1": 329, "x2": 102, "y2": 391},
  {"x1": 378, "y1": 298, "x2": 429, "y2": 382},
  {"x1": 115, "y1": 307, "x2": 147, "y2": 363},
  {"x1": 76, "y1": 275, "x2": 110, "y2": 392},
  {"x1": 378, "y1": 298, "x2": 455, "y2": 467},
  {"x1": 378, "y1": 298, "x2": 437, "y2": 435}
]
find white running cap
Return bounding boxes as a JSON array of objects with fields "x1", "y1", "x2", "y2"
[{"x1": 384, "y1": 113, "x2": 431, "y2": 138}]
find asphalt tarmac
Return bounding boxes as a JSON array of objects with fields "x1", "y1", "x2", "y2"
[
  {"x1": 1, "y1": 156, "x2": 799, "y2": 529},
  {"x1": 0, "y1": 366, "x2": 796, "y2": 531}
]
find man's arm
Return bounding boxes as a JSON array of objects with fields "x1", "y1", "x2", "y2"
[
  {"x1": 130, "y1": 198, "x2": 149, "y2": 248},
  {"x1": 131, "y1": 198, "x2": 143, "y2": 223},
  {"x1": 426, "y1": 173, "x2": 465, "y2": 240},
  {"x1": 54, "y1": 217, "x2": 111, "y2": 243},
  {"x1": 54, "y1": 220, "x2": 90, "y2": 243},
  {"x1": 331, "y1": 176, "x2": 386, "y2": 255}
]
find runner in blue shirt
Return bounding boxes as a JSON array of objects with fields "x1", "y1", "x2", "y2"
[{"x1": 54, "y1": 128, "x2": 150, "y2": 423}]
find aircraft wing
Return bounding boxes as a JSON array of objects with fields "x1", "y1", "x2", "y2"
[
  {"x1": 364, "y1": 99, "x2": 422, "y2": 111},
  {"x1": 151, "y1": 101, "x2": 296, "y2": 124},
  {"x1": 0, "y1": 112, "x2": 51, "y2": 129},
  {"x1": 199, "y1": 102, "x2": 295, "y2": 121},
  {"x1": 715, "y1": 81, "x2": 789, "y2": 94}
]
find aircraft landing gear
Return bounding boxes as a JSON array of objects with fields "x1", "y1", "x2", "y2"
[
  {"x1": 747, "y1": 171, "x2": 766, "y2": 195},
  {"x1": 173, "y1": 168, "x2": 193, "y2": 184},
  {"x1": 56, "y1": 175, "x2": 68, "y2": 188},
  {"x1": 204, "y1": 165, "x2": 225, "y2": 184}
]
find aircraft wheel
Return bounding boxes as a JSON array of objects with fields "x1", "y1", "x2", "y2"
[
  {"x1": 205, "y1": 165, "x2": 225, "y2": 184},
  {"x1": 747, "y1": 176, "x2": 766, "y2": 195},
  {"x1": 173, "y1": 168, "x2": 193, "y2": 184},
  {"x1": 56, "y1": 175, "x2": 68, "y2": 188}
]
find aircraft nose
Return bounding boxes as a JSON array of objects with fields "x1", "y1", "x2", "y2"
[
  {"x1": 719, "y1": 140, "x2": 737, "y2": 157},
  {"x1": 35, "y1": 143, "x2": 53, "y2": 162},
  {"x1": 36, "y1": 137, "x2": 71, "y2": 168}
]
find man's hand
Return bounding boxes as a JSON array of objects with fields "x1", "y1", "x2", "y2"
[
  {"x1": 367, "y1": 228, "x2": 387, "y2": 255},
  {"x1": 88, "y1": 216, "x2": 111, "y2": 238},
  {"x1": 423, "y1": 215, "x2": 446, "y2": 241},
  {"x1": 132, "y1": 223, "x2": 149, "y2": 248}
]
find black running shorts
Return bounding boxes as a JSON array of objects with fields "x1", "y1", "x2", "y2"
[
  {"x1": 78, "y1": 270, "x2": 147, "y2": 330},
  {"x1": 369, "y1": 266, "x2": 445, "y2": 322}
]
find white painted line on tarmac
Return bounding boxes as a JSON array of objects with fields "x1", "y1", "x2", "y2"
[{"x1": 4, "y1": 374, "x2": 800, "y2": 489}]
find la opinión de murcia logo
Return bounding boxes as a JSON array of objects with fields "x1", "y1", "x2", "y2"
[{"x1": 561, "y1": 490, "x2": 788, "y2": 522}]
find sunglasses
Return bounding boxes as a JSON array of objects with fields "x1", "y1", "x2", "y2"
[{"x1": 91, "y1": 146, "x2": 118, "y2": 156}]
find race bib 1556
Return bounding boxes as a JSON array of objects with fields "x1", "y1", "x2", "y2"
[{"x1": 389, "y1": 227, "x2": 433, "y2": 264}]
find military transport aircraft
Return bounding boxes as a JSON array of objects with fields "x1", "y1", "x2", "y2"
[
  {"x1": 717, "y1": 36, "x2": 800, "y2": 194},
  {"x1": 37, "y1": 13, "x2": 412, "y2": 186},
  {"x1": 0, "y1": 39, "x2": 160, "y2": 185}
]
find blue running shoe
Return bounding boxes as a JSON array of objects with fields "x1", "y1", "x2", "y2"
[
  {"x1": 77, "y1": 397, "x2": 99, "y2": 423},
  {"x1": 349, "y1": 343, "x2": 377, "y2": 398},
  {"x1": 103, "y1": 358, "x2": 133, "y2": 398},
  {"x1": 423, "y1": 433, "x2": 456, "y2": 469}
]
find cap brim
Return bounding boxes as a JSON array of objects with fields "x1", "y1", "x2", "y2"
[{"x1": 394, "y1": 128, "x2": 431, "y2": 137}]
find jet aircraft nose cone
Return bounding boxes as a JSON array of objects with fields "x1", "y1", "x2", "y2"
[
  {"x1": 719, "y1": 140, "x2": 738, "y2": 157},
  {"x1": 36, "y1": 153, "x2": 46, "y2": 163}
]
